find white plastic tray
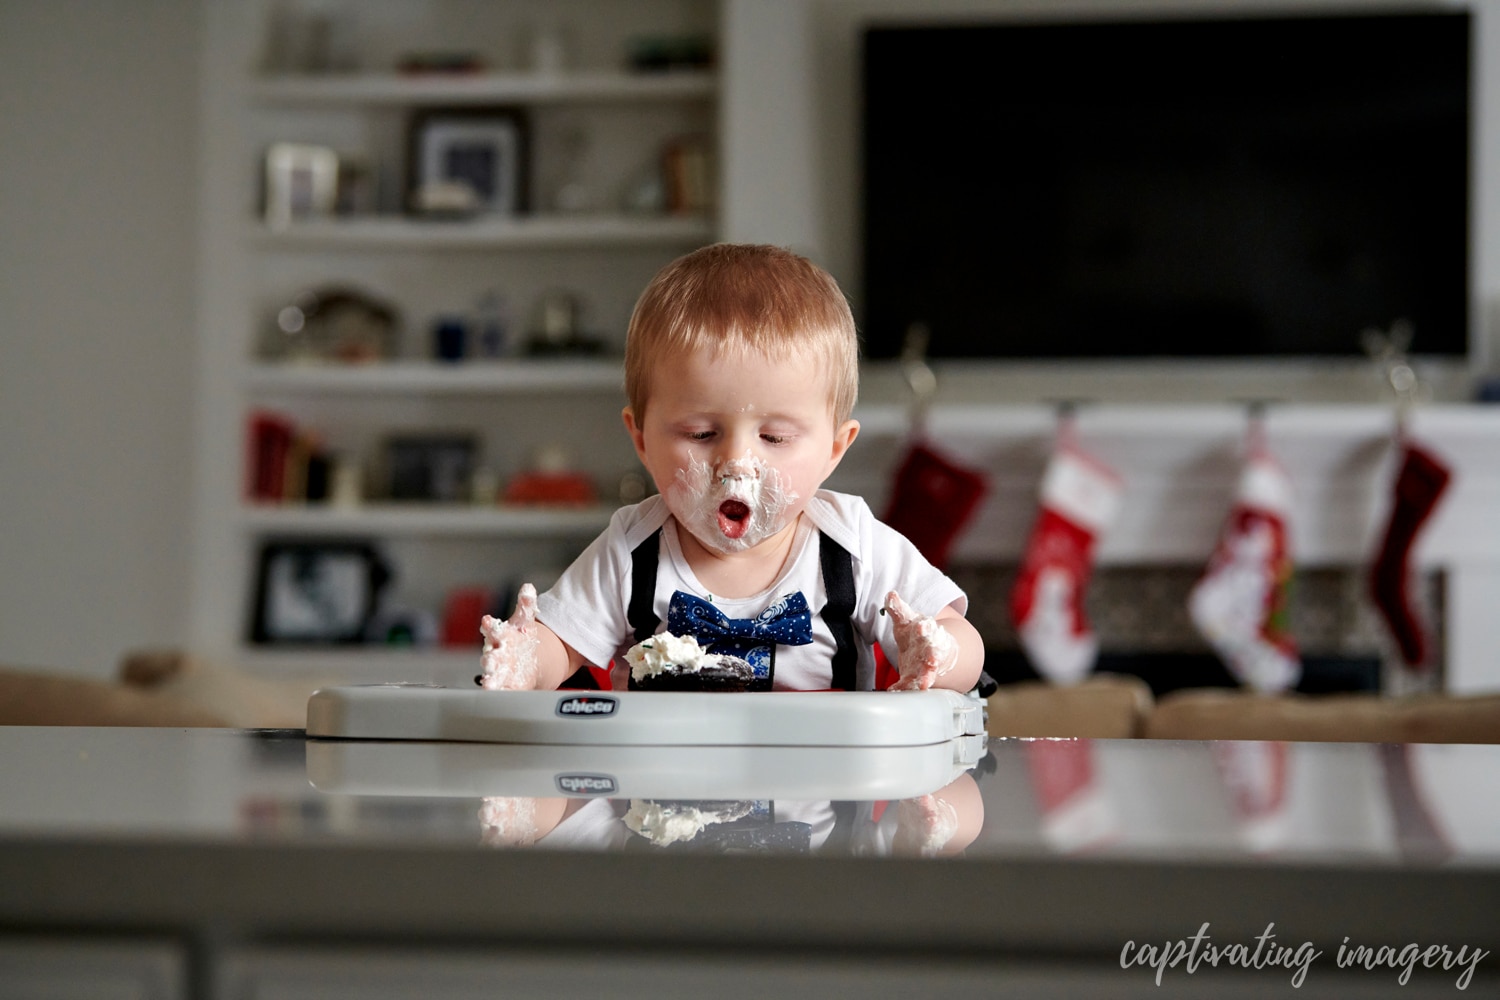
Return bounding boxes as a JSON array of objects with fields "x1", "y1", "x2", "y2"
[
  {"x1": 306, "y1": 685, "x2": 986, "y2": 748},
  {"x1": 305, "y1": 737, "x2": 988, "y2": 802}
]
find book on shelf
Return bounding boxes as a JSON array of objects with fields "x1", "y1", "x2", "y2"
[
  {"x1": 663, "y1": 135, "x2": 713, "y2": 215},
  {"x1": 246, "y1": 409, "x2": 332, "y2": 503}
]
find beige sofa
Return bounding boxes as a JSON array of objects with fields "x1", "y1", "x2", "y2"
[
  {"x1": 986, "y1": 673, "x2": 1500, "y2": 744},
  {"x1": 0, "y1": 650, "x2": 323, "y2": 729}
]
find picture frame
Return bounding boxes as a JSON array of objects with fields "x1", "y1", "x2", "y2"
[
  {"x1": 264, "y1": 142, "x2": 340, "y2": 228},
  {"x1": 384, "y1": 432, "x2": 479, "y2": 502},
  {"x1": 249, "y1": 540, "x2": 391, "y2": 645},
  {"x1": 408, "y1": 109, "x2": 527, "y2": 216}
]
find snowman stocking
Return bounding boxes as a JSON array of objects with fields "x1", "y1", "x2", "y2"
[
  {"x1": 1188, "y1": 447, "x2": 1301, "y2": 692},
  {"x1": 1010, "y1": 443, "x2": 1122, "y2": 685}
]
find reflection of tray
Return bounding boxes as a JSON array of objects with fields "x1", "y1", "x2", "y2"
[
  {"x1": 305, "y1": 737, "x2": 988, "y2": 802},
  {"x1": 306, "y1": 686, "x2": 986, "y2": 747}
]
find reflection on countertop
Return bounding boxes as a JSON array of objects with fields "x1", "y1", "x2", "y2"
[{"x1": 0, "y1": 727, "x2": 1494, "y2": 867}]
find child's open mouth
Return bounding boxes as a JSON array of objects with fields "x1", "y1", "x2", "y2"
[{"x1": 717, "y1": 499, "x2": 751, "y2": 539}]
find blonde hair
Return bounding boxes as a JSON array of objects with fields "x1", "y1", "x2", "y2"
[{"x1": 624, "y1": 243, "x2": 860, "y2": 424}]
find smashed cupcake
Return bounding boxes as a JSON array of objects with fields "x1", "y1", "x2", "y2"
[{"x1": 625, "y1": 631, "x2": 756, "y2": 692}]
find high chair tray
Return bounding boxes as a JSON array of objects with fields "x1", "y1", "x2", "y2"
[
  {"x1": 305, "y1": 737, "x2": 987, "y2": 801},
  {"x1": 306, "y1": 686, "x2": 986, "y2": 748}
]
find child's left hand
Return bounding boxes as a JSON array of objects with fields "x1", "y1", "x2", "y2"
[
  {"x1": 478, "y1": 796, "x2": 541, "y2": 847},
  {"x1": 884, "y1": 590, "x2": 960, "y2": 691}
]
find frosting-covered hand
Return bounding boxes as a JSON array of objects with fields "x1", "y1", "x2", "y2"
[
  {"x1": 885, "y1": 590, "x2": 959, "y2": 691},
  {"x1": 478, "y1": 796, "x2": 540, "y2": 847},
  {"x1": 892, "y1": 793, "x2": 961, "y2": 856},
  {"x1": 479, "y1": 583, "x2": 542, "y2": 690}
]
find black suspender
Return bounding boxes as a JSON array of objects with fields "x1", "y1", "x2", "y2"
[
  {"x1": 819, "y1": 536, "x2": 859, "y2": 691},
  {"x1": 626, "y1": 527, "x2": 862, "y2": 690},
  {"x1": 627, "y1": 528, "x2": 662, "y2": 642},
  {"x1": 558, "y1": 530, "x2": 663, "y2": 690}
]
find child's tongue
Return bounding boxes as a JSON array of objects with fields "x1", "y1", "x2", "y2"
[{"x1": 717, "y1": 499, "x2": 751, "y2": 539}]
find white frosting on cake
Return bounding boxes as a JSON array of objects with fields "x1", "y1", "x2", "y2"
[
  {"x1": 625, "y1": 631, "x2": 713, "y2": 682},
  {"x1": 623, "y1": 799, "x2": 752, "y2": 846}
]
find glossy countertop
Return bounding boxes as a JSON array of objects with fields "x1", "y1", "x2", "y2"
[
  {"x1": 0, "y1": 726, "x2": 1495, "y2": 990},
  {"x1": 0, "y1": 727, "x2": 1495, "y2": 863}
]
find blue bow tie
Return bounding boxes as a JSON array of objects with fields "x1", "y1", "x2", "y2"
[{"x1": 666, "y1": 591, "x2": 814, "y2": 668}]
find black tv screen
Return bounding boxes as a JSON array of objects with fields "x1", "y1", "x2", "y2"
[{"x1": 860, "y1": 12, "x2": 1471, "y2": 359}]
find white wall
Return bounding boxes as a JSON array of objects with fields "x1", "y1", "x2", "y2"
[{"x1": 0, "y1": 0, "x2": 200, "y2": 677}]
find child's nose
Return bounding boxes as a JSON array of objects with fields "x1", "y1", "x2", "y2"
[
  {"x1": 717, "y1": 429, "x2": 763, "y2": 466},
  {"x1": 715, "y1": 443, "x2": 763, "y2": 478}
]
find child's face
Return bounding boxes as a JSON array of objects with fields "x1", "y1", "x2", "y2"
[{"x1": 623, "y1": 343, "x2": 859, "y2": 555}]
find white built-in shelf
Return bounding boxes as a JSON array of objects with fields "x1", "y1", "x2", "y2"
[
  {"x1": 251, "y1": 212, "x2": 714, "y2": 250},
  {"x1": 248, "y1": 69, "x2": 717, "y2": 106},
  {"x1": 240, "y1": 502, "x2": 616, "y2": 537},
  {"x1": 243, "y1": 358, "x2": 623, "y2": 394}
]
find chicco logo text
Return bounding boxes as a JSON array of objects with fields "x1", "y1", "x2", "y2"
[
  {"x1": 556, "y1": 774, "x2": 619, "y2": 796},
  {"x1": 556, "y1": 695, "x2": 618, "y2": 718}
]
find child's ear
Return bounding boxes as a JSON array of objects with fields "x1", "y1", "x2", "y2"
[
  {"x1": 825, "y1": 418, "x2": 860, "y2": 473},
  {"x1": 622, "y1": 406, "x2": 648, "y2": 463}
]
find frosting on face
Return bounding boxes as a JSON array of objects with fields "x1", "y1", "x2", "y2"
[{"x1": 669, "y1": 452, "x2": 798, "y2": 553}]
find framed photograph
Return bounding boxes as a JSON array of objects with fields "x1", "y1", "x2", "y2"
[
  {"x1": 408, "y1": 109, "x2": 527, "y2": 216},
  {"x1": 264, "y1": 142, "x2": 340, "y2": 228},
  {"x1": 250, "y1": 541, "x2": 391, "y2": 645},
  {"x1": 384, "y1": 433, "x2": 478, "y2": 502}
]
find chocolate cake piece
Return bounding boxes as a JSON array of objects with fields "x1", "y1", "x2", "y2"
[
  {"x1": 624, "y1": 631, "x2": 756, "y2": 692},
  {"x1": 628, "y1": 654, "x2": 755, "y2": 692}
]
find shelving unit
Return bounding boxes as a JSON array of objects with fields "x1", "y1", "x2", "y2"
[
  {"x1": 248, "y1": 68, "x2": 717, "y2": 106},
  {"x1": 249, "y1": 213, "x2": 714, "y2": 249},
  {"x1": 239, "y1": 503, "x2": 615, "y2": 537},
  {"x1": 193, "y1": 0, "x2": 719, "y2": 677},
  {"x1": 241, "y1": 358, "x2": 627, "y2": 394}
]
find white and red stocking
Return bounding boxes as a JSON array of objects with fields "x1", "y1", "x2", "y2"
[
  {"x1": 1369, "y1": 440, "x2": 1452, "y2": 668},
  {"x1": 1023, "y1": 739, "x2": 1117, "y2": 853},
  {"x1": 1010, "y1": 440, "x2": 1122, "y2": 685},
  {"x1": 1188, "y1": 446, "x2": 1301, "y2": 693}
]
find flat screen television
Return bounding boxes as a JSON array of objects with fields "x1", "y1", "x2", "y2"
[{"x1": 860, "y1": 11, "x2": 1471, "y2": 360}]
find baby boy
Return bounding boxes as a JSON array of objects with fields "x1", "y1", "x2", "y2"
[{"x1": 480, "y1": 243, "x2": 984, "y2": 693}]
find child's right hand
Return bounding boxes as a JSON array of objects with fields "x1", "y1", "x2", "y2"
[
  {"x1": 891, "y1": 793, "x2": 961, "y2": 856},
  {"x1": 478, "y1": 583, "x2": 543, "y2": 690}
]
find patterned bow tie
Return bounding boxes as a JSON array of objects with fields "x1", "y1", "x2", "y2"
[{"x1": 667, "y1": 591, "x2": 814, "y2": 651}]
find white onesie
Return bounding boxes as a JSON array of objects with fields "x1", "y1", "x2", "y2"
[{"x1": 535, "y1": 490, "x2": 966, "y2": 690}]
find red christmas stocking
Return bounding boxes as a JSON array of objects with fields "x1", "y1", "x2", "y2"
[
  {"x1": 1010, "y1": 445, "x2": 1122, "y2": 685},
  {"x1": 1188, "y1": 448, "x2": 1301, "y2": 692},
  {"x1": 882, "y1": 441, "x2": 987, "y2": 570},
  {"x1": 1370, "y1": 441, "x2": 1452, "y2": 667}
]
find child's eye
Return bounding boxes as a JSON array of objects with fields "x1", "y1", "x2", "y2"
[
  {"x1": 760, "y1": 433, "x2": 789, "y2": 445},
  {"x1": 686, "y1": 430, "x2": 716, "y2": 441}
]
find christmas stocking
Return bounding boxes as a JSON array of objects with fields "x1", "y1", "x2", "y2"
[
  {"x1": 1023, "y1": 738, "x2": 1117, "y2": 853},
  {"x1": 882, "y1": 441, "x2": 987, "y2": 570},
  {"x1": 1188, "y1": 448, "x2": 1301, "y2": 692},
  {"x1": 1369, "y1": 441, "x2": 1452, "y2": 667},
  {"x1": 1010, "y1": 443, "x2": 1122, "y2": 685}
]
